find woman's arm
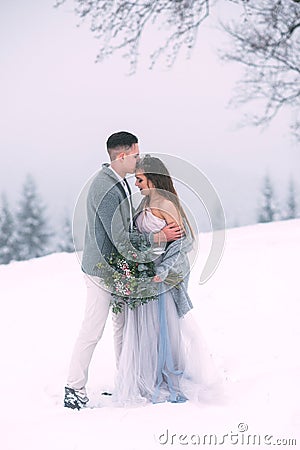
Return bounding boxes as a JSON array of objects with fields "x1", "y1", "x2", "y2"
[
  {"x1": 152, "y1": 199, "x2": 184, "y2": 229},
  {"x1": 153, "y1": 238, "x2": 189, "y2": 283},
  {"x1": 150, "y1": 200, "x2": 185, "y2": 282}
]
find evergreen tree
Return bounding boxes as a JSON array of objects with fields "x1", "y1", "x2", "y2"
[
  {"x1": 257, "y1": 175, "x2": 279, "y2": 223},
  {"x1": 0, "y1": 193, "x2": 17, "y2": 264},
  {"x1": 56, "y1": 211, "x2": 74, "y2": 253},
  {"x1": 15, "y1": 175, "x2": 53, "y2": 260},
  {"x1": 284, "y1": 178, "x2": 297, "y2": 220}
]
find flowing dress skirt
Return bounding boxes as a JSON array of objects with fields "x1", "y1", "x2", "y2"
[{"x1": 113, "y1": 287, "x2": 221, "y2": 406}]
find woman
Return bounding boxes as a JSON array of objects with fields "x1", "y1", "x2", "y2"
[{"x1": 113, "y1": 155, "x2": 220, "y2": 406}]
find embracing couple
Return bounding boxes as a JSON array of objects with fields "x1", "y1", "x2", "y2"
[{"x1": 64, "y1": 131, "x2": 219, "y2": 409}]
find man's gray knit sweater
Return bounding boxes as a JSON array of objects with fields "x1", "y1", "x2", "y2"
[{"x1": 82, "y1": 163, "x2": 144, "y2": 276}]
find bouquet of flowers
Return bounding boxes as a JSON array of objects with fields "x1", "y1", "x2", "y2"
[{"x1": 97, "y1": 247, "x2": 159, "y2": 314}]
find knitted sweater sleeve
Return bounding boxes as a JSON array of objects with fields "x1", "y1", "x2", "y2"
[{"x1": 96, "y1": 189, "x2": 154, "y2": 257}]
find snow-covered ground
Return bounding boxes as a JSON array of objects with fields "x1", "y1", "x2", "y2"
[{"x1": 1, "y1": 219, "x2": 299, "y2": 450}]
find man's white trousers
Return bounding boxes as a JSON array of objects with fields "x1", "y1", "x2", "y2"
[{"x1": 66, "y1": 274, "x2": 124, "y2": 390}]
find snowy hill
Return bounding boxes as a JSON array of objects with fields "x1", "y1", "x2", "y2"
[{"x1": 0, "y1": 219, "x2": 299, "y2": 450}]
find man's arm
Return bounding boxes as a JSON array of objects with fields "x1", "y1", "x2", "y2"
[
  {"x1": 153, "y1": 223, "x2": 184, "y2": 244},
  {"x1": 96, "y1": 190, "x2": 132, "y2": 245},
  {"x1": 96, "y1": 191, "x2": 157, "y2": 260},
  {"x1": 97, "y1": 189, "x2": 184, "y2": 259}
]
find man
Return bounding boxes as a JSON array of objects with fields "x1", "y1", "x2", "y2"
[{"x1": 64, "y1": 131, "x2": 183, "y2": 409}]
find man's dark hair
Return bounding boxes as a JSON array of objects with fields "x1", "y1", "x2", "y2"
[{"x1": 106, "y1": 131, "x2": 138, "y2": 150}]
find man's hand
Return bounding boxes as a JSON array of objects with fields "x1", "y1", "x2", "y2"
[{"x1": 154, "y1": 222, "x2": 185, "y2": 244}]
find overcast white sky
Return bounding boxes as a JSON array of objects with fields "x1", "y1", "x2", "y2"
[{"x1": 1, "y1": 1, "x2": 299, "y2": 231}]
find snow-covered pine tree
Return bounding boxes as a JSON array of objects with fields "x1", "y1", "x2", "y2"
[
  {"x1": 284, "y1": 178, "x2": 297, "y2": 220},
  {"x1": 15, "y1": 175, "x2": 53, "y2": 261},
  {"x1": 56, "y1": 212, "x2": 74, "y2": 253},
  {"x1": 257, "y1": 175, "x2": 280, "y2": 223},
  {"x1": 0, "y1": 193, "x2": 18, "y2": 264}
]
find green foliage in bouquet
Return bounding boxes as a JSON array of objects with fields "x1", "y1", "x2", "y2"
[{"x1": 97, "y1": 247, "x2": 158, "y2": 314}]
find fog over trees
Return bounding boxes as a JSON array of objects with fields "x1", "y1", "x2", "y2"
[
  {"x1": 0, "y1": 176, "x2": 74, "y2": 265},
  {"x1": 0, "y1": 173, "x2": 298, "y2": 264}
]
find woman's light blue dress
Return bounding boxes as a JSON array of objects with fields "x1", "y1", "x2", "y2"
[{"x1": 113, "y1": 209, "x2": 221, "y2": 406}]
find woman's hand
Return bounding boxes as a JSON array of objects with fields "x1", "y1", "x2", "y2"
[{"x1": 153, "y1": 275, "x2": 162, "y2": 282}]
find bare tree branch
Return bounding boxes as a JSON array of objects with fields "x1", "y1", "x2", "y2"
[
  {"x1": 54, "y1": 0, "x2": 300, "y2": 139},
  {"x1": 220, "y1": 0, "x2": 300, "y2": 140},
  {"x1": 55, "y1": 0, "x2": 215, "y2": 72}
]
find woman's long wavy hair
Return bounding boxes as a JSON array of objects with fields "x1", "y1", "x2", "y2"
[{"x1": 136, "y1": 155, "x2": 194, "y2": 239}]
